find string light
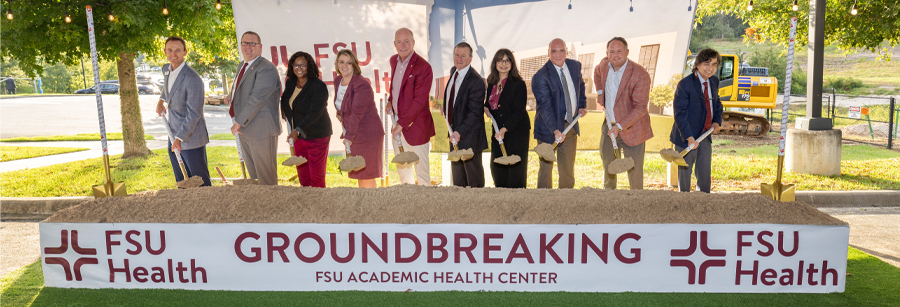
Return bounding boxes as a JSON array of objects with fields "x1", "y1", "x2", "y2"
[
  {"x1": 688, "y1": 0, "x2": 692, "y2": 11},
  {"x1": 792, "y1": 0, "x2": 799, "y2": 11},
  {"x1": 747, "y1": 0, "x2": 753, "y2": 11},
  {"x1": 64, "y1": 7, "x2": 71, "y2": 23},
  {"x1": 216, "y1": 0, "x2": 222, "y2": 10},
  {"x1": 5, "y1": 8, "x2": 11, "y2": 20},
  {"x1": 851, "y1": 1, "x2": 858, "y2": 15},
  {"x1": 162, "y1": 1, "x2": 168, "y2": 15},
  {"x1": 108, "y1": 7, "x2": 114, "y2": 21},
  {"x1": 629, "y1": 0, "x2": 633, "y2": 12}
]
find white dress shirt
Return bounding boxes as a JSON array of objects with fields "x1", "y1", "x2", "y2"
[
  {"x1": 391, "y1": 54, "x2": 412, "y2": 114},
  {"x1": 604, "y1": 60, "x2": 627, "y2": 130},
  {"x1": 232, "y1": 55, "x2": 260, "y2": 96},
  {"x1": 445, "y1": 65, "x2": 470, "y2": 112},
  {"x1": 554, "y1": 62, "x2": 577, "y2": 120}
]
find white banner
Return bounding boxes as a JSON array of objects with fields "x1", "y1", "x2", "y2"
[{"x1": 41, "y1": 223, "x2": 848, "y2": 293}]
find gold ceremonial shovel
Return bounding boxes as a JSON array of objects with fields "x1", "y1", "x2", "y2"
[
  {"x1": 660, "y1": 129, "x2": 714, "y2": 167},
  {"x1": 86, "y1": 7, "x2": 126, "y2": 198},
  {"x1": 605, "y1": 122, "x2": 634, "y2": 174},
  {"x1": 534, "y1": 114, "x2": 582, "y2": 162},
  {"x1": 281, "y1": 121, "x2": 308, "y2": 167},
  {"x1": 390, "y1": 116, "x2": 420, "y2": 165},
  {"x1": 162, "y1": 113, "x2": 204, "y2": 189},
  {"x1": 441, "y1": 113, "x2": 474, "y2": 162},
  {"x1": 761, "y1": 156, "x2": 796, "y2": 201},
  {"x1": 761, "y1": 16, "x2": 798, "y2": 202},
  {"x1": 489, "y1": 114, "x2": 520, "y2": 165}
]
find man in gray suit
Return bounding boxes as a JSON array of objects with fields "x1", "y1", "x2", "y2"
[
  {"x1": 156, "y1": 36, "x2": 211, "y2": 186},
  {"x1": 225, "y1": 31, "x2": 282, "y2": 185}
]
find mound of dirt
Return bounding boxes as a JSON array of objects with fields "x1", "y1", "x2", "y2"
[{"x1": 45, "y1": 185, "x2": 845, "y2": 226}]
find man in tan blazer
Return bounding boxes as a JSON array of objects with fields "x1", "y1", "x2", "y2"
[
  {"x1": 593, "y1": 37, "x2": 653, "y2": 190},
  {"x1": 226, "y1": 31, "x2": 282, "y2": 185}
]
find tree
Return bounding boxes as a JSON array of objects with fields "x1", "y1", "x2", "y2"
[
  {"x1": 1, "y1": 1, "x2": 237, "y2": 158},
  {"x1": 696, "y1": 0, "x2": 900, "y2": 60},
  {"x1": 649, "y1": 74, "x2": 682, "y2": 114}
]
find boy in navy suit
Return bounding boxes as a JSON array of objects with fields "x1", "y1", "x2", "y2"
[{"x1": 669, "y1": 49, "x2": 723, "y2": 193}]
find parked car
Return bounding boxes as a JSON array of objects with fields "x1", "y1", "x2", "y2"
[
  {"x1": 74, "y1": 83, "x2": 119, "y2": 94},
  {"x1": 99, "y1": 80, "x2": 159, "y2": 95}
]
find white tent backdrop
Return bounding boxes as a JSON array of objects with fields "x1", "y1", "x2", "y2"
[{"x1": 232, "y1": 0, "x2": 695, "y2": 150}]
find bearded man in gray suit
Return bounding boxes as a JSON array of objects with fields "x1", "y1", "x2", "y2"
[
  {"x1": 156, "y1": 36, "x2": 211, "y2": 186},
  {"x1": 225, "y1": 31, "x2": 283, "y2": 185}
]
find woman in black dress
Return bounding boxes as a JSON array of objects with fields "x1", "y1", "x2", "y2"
[{"x1": 484, "y1": 49, "x2": 530, "y2": 188}]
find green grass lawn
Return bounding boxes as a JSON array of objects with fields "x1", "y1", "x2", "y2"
[
  {"x1": 2, "y1": 247, "x2": 897, "y2": 306},
  {"x1": 1, "y1": 143, "x2": 897, "y2": 196},
  {"x1": 0, "y1": 147, "x2": 444, "y2": 196},
  {"x1": 0, "y1": 133, "x2": 154, "y2": 142},
  {"x1": 209, "y1": 133, "x2": 235, "y2": 140},
  {"x1": 0, "y1": 146, "x2": 89, "y2": 162}
]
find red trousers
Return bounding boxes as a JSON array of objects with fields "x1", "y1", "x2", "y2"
[{"x1": 293, "y1": 136, "x2": 330, "y2": 188}]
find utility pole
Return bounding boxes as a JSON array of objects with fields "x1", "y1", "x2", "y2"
[{"x1": 797, "y1": 0, "x2": 832, "y2": 130}]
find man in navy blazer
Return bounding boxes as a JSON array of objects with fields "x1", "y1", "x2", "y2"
[
  {"x1": 443, "y1": 42, "x2": 487, "y2": 187},
  {"x1": 156, "y1": 36, "x2": 211, "y2": 187},
  {"x1": 532, "y1": 38, "x2": 587, "y2": 189},
  {"x1": 670, "y1": 48, "x2": 724, "y2": 193}
]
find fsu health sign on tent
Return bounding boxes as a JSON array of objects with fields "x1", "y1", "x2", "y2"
[{"x1": 41, "y1": 223, "x2": 849, "y2": 292}]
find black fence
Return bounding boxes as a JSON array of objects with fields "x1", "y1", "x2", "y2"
[{"x1": 766, "y1": 89, "x2": 898, "y2": 150}]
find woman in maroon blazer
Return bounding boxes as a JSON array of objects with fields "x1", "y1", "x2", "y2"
[{"x1": 333, "y1": 49, "x2": 384, "y2": 188}]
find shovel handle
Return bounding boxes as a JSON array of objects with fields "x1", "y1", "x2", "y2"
[
  {"x1": 681, "y1": 129, "x2": 715, "y2": 155},
  {"x1": 231, "y1": 117, "x2": 246, "y2": 163},
  {"x1": 561, "y1": 113, "x2": 582, "y2": 135},
  {"x1": 441, "y1": 112, "x2": 458, "y2": 145},
  {"x1": 391, "y1": 114, "x2": 407, "y2": 152},
  {"x1": 605, "y1": 121, "x2": 619, "y2": 150},
  {"x1": 554, "y1": 114, "x2": 582, "y2": 144},
  {"x1": 160, "y1": 113, "x2": 185, "y2": 165},
  {"x1": 489, "y1": 114, "x2": 504, "y2": 144}
]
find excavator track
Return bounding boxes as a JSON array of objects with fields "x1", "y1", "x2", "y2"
[{"x1": 716, "y1": 111, "x2": 770, "y2": 137}]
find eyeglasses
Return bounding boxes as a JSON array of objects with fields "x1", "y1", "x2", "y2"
[
  {"x1": 497, "y1": 59, "x2": 511, "y2": 64},
  {"x1": 240, "y1": 42, "x2": 260, "y2": 47},
  {"x1": 292, "y1": 64, "x2": 308, "y2": 69}
]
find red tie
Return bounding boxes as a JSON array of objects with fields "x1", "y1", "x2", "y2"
[
  {"x1": 702, "y1": 81, "x2": 712, "y2": 131},
  {"x1": 229, "y1": 62, "x2": 249, "y2": 118},
  {"x1": 447, "y1": 71, "x2": 459, "y2": 124}
]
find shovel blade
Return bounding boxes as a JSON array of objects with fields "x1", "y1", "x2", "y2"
[
  {"x1": 92, "y1": 181, "x2": 127, "y2": 198},
  {"x1": 282, "y1": 156, "x2": 308, "y2": 166},
  {"x1": 493, "y1": 154, "x2": 522, "y2": 165},
  {"x1": 761, "y1": 182, "x2": 796, "y2": 202},
  {"x1": 534, "y1": 143, "x2": 556, "y2": 162}
]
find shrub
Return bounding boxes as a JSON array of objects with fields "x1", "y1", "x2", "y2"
[{"x1": 825, "y1": 76, "x2": 864, "y2": 93}]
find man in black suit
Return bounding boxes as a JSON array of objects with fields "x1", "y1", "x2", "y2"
[{"x1": 444, "y1": 42, "x2": 487, "y2": 187}]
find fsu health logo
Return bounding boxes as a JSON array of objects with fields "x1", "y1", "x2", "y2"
[
  {"x1": 44, "y1": 230, "x2": 98, "y2": 281},
  {"x1": 670, "y1": 231, "x2": 726, "y2": 285}
]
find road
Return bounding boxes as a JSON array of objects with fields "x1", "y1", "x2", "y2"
[{"x1": 0, "y1": 95, "x2": 233, "y2": 139}]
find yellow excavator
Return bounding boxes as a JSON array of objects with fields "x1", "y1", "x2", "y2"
[{"x1": 684, "y1": 52, "x2": 777, "y2": 136}]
